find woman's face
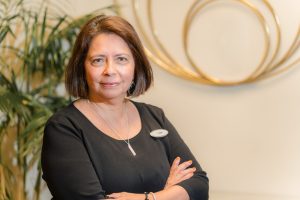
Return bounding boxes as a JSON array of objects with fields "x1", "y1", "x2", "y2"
[{"x1": 84, "y1": 33, "x2": 135, "y2": 101}]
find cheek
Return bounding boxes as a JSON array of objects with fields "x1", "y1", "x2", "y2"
[
  {"x1": 120, "y1": 65, "x2": 134, "y2": 81},
  {"x1": 85, "y1": 68, "x2": 97, "y2": 86},
  {"x1": 128, "y1": 65, "x2": 135, "y2": 80},
  {"x1": 85, "y1": 66, "x2": 97, "y2": 80},
  {"x1": 122, "y1": 69, "x2": 134, "y2": 89},
  {"x1": 129, "y1": 68, "x2": 135, "y2": 80},
  {"x1": 126, "y1": 71, "x2": 134, "y2": 86}
]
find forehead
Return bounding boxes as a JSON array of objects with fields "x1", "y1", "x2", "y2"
[{"x1": 88, "y1": 33, "x2": 131, "y2": 54}]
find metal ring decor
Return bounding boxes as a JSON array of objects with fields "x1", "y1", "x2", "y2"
[{"x1": 115, "y1": 0, "x2": 300, "y2": 86}]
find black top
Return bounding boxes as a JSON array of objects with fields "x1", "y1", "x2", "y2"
[{"x1": 41, "y1": 101, "x2": 209, "y2": 200}]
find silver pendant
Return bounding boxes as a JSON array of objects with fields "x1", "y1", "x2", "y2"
[{"x1": 128, "y1": 143, "x2": 136, "y2": 156}]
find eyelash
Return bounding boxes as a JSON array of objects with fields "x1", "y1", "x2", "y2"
[
  {"x1": 91, "y1": 58, "x2": 104, "y2": 65},
  {"x1": 117, "y1": 57, "x2": 128, "y2": 63},
  {"x1": 90, "y1": 56, "x2": 129, "y2": 66}
]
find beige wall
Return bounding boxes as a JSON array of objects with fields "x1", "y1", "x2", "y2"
[{"x1": 44, "y1": 0, "x2": 300, "y2": 199}]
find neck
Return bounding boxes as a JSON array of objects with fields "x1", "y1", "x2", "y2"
[
  {"x1": 87, "y1": 97, "x2": 130, "y2": 124},
  {"x1": 88, "y1": 98, "x2": 129, "y2": 139},
  {"x1": 87, "y1": 96, "x2": 128, "y2": 114},
  {"x1": 86, "y1": 97, "x2": 137, "y2": 156}
]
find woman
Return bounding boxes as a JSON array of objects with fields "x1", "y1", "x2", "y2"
[{"x1": 41, "y1": 15, "x2": 209, "y2": 200}]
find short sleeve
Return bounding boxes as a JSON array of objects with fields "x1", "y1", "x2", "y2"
[{"x1": 41, "y1": 116, "x2": 105, "y2": 200}]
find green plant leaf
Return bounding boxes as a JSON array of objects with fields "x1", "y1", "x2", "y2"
[{"x1": 0, "y1": 0, "x2": 115, "y2": 199}]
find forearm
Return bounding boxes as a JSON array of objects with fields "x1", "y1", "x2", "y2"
[
  {"x1": 154, "y1": 185, "x2": 189, "y2": 200},
  {"x1": 108, "y1": 185, "x2": 189, "y2": 200}
]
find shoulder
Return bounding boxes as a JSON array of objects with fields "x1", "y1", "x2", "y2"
[
  {"x1": 131, "y1": 100, "x2": 169, "y2": 127},
  {"x1": 45, "y1": 102, "x2": 79, "y2": 127},
  {"x1": 131, "y1": 100, "x2": 165, "y2": 116},
  {"x1": 44, "y1": 102, "x2": 86, "y2": 139}
]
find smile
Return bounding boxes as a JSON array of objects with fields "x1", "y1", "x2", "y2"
[{"x1": 100, "y1": 82, "x2": 120, "y2": 87}]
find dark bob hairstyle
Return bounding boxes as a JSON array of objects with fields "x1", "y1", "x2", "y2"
[{"x1": 65, "y1": 15, "x2": 153, "y2": 98}]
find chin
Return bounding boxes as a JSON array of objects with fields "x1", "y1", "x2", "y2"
[{"x1": 101, "y1": 92, "x2": 127, "y2": 100}]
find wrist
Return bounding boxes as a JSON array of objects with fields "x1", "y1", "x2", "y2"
[
  {"x1": 144, "y1": 192, "x2": 156, "y2": 200},
  {"x1": 149, "y1": 192, "x2": 157, "y2": 200},
  {"x1": 144, "y1": 192, "x2": 149, "y2": 200}
]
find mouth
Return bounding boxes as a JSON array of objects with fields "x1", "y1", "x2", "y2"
[{"x1": 100, "y1": 82, "x2": 120, "y2": 87}]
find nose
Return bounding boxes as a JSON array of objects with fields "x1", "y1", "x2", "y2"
[{"x1": 103, "y1": 59, "x2": 116, "y2": 75}]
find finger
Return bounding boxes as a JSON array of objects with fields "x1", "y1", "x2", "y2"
[
  {"x1": 180, "y1": 167, "x2": 196, "y2": 175},
  {"x1": 175, "y1": 160, "x2": 193, "y2": 173},
  {"x1": 180, "y1": 171, "x2": 195, "y2": 181},
  {"x1": 107, "y1": 193, "x2": 122, "y2": 198},
  {"x1": 165, "y1": 169, "x2": 195, "y2": 189},
  {"x1": 175, "y1": 167, "x2": 196, "y2": 182},
  {"x1": 170, "y1": 157, "x2": 180, "y2": 173},
  {"x1": 170, "y1": 157, "x2": 180, "y2": 175},
  {"x1": 174, "y1": 167, "x2": 196, "y2": 180}
]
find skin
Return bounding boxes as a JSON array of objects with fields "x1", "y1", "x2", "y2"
[
  {"x1": 84, "y1": 33, "x2": 135, "y2": 104},
  {"x1": 108, "y1": 157, "x2": 196, "y2": 200},
  {"x1": 79, "y1": 33, "x2": 196, "y2": 200}
]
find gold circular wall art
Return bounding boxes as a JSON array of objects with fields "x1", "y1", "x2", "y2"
[{"x1": 115, "y1": 0, "x2": 300, "y2": 86}]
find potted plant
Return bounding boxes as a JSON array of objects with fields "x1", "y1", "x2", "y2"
[{"x1": 0, "y1": 0, "x2": 114, "y2": 199}]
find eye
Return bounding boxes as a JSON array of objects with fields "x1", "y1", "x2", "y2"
[
  {"x1": 116, "y1": 56, "x2": 129, "y2": 64},
  {"x1": 91, "y1": 57, "x2": 105, "y2": 66}
]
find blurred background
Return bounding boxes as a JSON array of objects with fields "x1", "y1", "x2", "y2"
[{"x1": 1, "y1": 0, "x2": 299, "y2": 199}]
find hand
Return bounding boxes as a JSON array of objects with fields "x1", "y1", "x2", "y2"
[
  {"x1": 106, "y1": 192, "x2": 144, "y2": 200},
  {"x1": 164, "y1": 157, "x2": 196, "y2": 189}
]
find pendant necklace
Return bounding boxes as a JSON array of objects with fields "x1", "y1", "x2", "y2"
[{"x1": 88, "y1": 99, "x2": 136, "y2": 156}]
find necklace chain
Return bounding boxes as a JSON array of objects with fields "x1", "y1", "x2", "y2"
[{"x1": 87, "y1": 99, "x2": 136, "y2": 156}]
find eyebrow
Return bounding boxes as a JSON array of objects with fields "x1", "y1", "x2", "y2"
[
  {"x1": 88, "y1": 53, "x2": 130, "y2": 59},
  {"x1": 88, "y1": 54, "x2": 105, "y2": 58}
]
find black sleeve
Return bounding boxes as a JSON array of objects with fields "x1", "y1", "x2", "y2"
[
  {"x1": 162, "y1": 111, "x2": 209, "y2": 200},
  {"x1": 41, "y1": 116, "x2": 105, "y2": 200}
]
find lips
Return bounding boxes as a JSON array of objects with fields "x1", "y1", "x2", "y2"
[{"x1": 100, "y1": 82, "x2": 120, "y2": 87}]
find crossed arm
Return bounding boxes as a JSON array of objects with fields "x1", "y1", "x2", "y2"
[
  {"x1": 42, "y1": 110, "x2": 209, "y2": 200},
  {"x1": 108, "y1": 157, "x2": 196, "y2": 200}
]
